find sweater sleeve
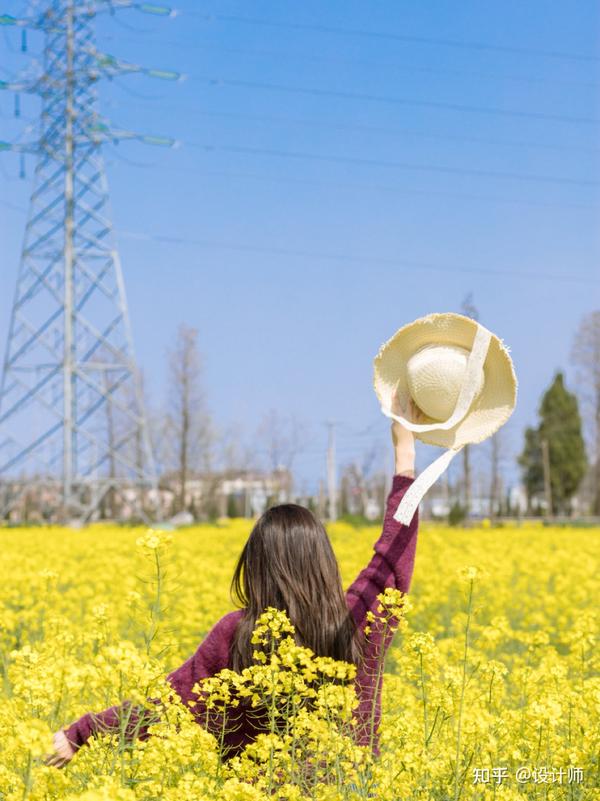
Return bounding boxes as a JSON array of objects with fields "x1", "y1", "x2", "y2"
[
  {"x1": 64, "y1": 611, "x2": 240, "y2": 753},
  {"x1": 166, "y1": 610, "x2": 240, "y2": 706},
  {"x1": 345, "y1": 474, "x2": 419, "y2": 630}
]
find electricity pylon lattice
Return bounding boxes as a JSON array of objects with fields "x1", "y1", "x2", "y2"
[{"x1": 0, "y1": 1, "x2": 178, "y2": 520}]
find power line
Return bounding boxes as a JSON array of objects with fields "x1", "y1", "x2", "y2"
[
  {"x1": 5, "y1": 136, "x2": 597, "y2": 211},
  {"x1": 338, "y1": 420, "x2": 382, "y2": 438},
  {"x1": 186, "y1": 142, "x2": 598, "y2": 188},
  {"x1": 100, "y1": 34, "x2": 600, "y2": 92},
  {"x1": 111, "y1": 76, "x2": 164, "y2": 101},
  {"x1": 105, "y1": 105, "x2": 600, "y2": 158},
  {"x1": 185, "y1": 13, "x2": 600, "y2": 64},
  {"x1": 155, "y1": 165, "x2": 596, "y2": 211},
  {"x1": 116, "y1": 229, "x2": 600, "y2": 286},
  {"x1": 7, "y1": 31, "x2": 596, "y2": 198},
  {"x1": 1, "y1": 187, "x2": 595, "y2": 285},
  {"x1": 3, "y1": 159, "x2": 595, "y2": 216},
  {"x1": 197, "y1": 76, "x2": 599, "y2": 127},
  {"x1": 5, "y1": 127, "x2": 599, "y2": 210}
]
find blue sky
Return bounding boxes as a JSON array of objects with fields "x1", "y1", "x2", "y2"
[{"x1": 1, "y1": 1, "x2": 599, "y2": 495}]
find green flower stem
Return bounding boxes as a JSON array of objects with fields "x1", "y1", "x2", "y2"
[{"x1": 453, "y1": 578, "x2": 474, "y2": 801}]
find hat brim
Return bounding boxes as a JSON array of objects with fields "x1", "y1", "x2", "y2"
[{"x1": 373, "y1": 312, "x2": 517, "y2": 448}]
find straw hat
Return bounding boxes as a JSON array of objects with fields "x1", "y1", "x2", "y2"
[{"x1": 373, "y1": 312, "x2": 517, "y2": 523}]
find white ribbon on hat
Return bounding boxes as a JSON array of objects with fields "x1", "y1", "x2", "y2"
[{"x1": 379, "y1": 323, "x2": 492, "y2": 525}]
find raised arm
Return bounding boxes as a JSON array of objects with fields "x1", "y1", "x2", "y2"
[
  {"x1": 345, "y1": 474, "x2": 419, "y2": 629},
  {"x1": 47, "y1": 610, "x2": 242, "y2": 766},
  {"x1": 345, "y1": 394, "x2": 423, "y2": 630}
]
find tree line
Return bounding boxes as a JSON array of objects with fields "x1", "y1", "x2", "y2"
[
  {"x1": 3, "y1": 304, "x2": 595, "y2": 524},
  {"x1": 157, "y1": 305, "x2": 598, "y2": 522}
]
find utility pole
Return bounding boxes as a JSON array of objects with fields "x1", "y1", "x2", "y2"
[
  {"x1": 541, "y1": 438, "x2": 553, "y2": 520},
  {"x1": 443, "y1": 470, "x2": 450, "y2": 518},
  {"x1": 463, "y1": 446, "x2": 471, "y2": 520},
  {"x1": 318, "y1": 480, "x2": 326, "y2": 518},
  {"x1": 460, "y1": 291, "x2": 479, "y2": 524},
  {"x1": 489, "y1": 432, "x2": 500, "y2": 520},
  {"x1": 326, "y1": 421, "x2": 337, "y2": 521}
]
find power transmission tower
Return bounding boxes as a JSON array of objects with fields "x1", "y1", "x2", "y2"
[{"x1": 0, "y1": 1, "x2": 180, "y2": 521}]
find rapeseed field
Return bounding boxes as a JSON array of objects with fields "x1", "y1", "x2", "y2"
[{"x1": 0, "y1": 520, "x2": 597, "y2": 800}]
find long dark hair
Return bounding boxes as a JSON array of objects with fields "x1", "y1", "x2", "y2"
[{"x1": 229, "y1": 503, "x2": 364, "y2": 672}]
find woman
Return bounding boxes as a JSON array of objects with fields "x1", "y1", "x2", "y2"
[{"x1": 45, "y1": 393, "x2": 422, "y2": 768}]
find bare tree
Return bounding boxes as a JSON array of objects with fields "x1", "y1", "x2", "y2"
[
  {"x1": 167, "y1": 325, "x2": 213, "y2": 514},
  {"x1": 488, "y1": 429, "x2": 504, "y2": 519},
  {"x1": 256, "y1": 410, "x2": 307, "y2": 474},
  {"x1": 340, "y1": 463, "x2": 364, "y2": 516},
  {"x1": 253, "y1": 410, "x2": 309, "y2": 506},
  {"x1": 340, "y1": 444, "x2": 383, "y2": 517},
  {"x1": 150, "y1": 407, "x2": 175, "y2": 478},
  {"x1": 219, "y1": 422, "x2": 255, "y2": 473},
  {"x1": 571, "y1": 310, "x2": 600, "y2": 514}
]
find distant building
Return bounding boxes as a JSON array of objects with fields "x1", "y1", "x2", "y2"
[
  {"x1": 0, "y1": 467, "x2": 293, "y2": 523},
  {"x1": 158, "y1": 467, "x2": 293, "y2": 520}
]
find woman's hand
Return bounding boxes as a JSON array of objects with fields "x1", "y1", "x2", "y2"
[
  {"x1": 43, "y1": 729, "x2": 75, "y2": 769},
  {"x1": 390, "y1": 386, "x2": 425, "y2": 478}
]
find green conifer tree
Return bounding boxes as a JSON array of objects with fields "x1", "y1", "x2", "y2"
[
  {"x1": 520, "y1": 372, "x2": 587, "y2": 515},
  {"x1": 539, "y1": 372, "x2": 587, "y2": 513},
  {"x1": 518, "y1": 426, "x2": 544, "y2": 513}
]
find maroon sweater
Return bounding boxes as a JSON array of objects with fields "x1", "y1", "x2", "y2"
[{"x1": 65, "y1": 474, "x2": 419, "y2": 759}]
